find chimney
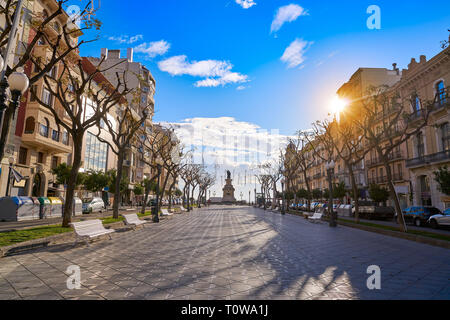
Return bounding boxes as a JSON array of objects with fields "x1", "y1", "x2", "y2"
[
  {"x1": 392, "y1": 63, "x2": 399, "y2": 74},
  {"x1": 419, "y1": 55, "x2": 427, "y2": 63},
  {"x1": 101, "y1": 48, "x2": 108, "y2": 59},
  {"x1": 127, "y1": 48, "x2": 134, "y2": 62}
]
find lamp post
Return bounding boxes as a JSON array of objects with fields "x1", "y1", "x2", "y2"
[
  {"x1": 248, "y1": 190, "x2": 250, "y2": 206},
  {"x1": 0, "y1": 64, "x2": 29, "y2": 167},
  {"x1": 281, "y1": 178, "x2": 285, "y2": 215},
  {"x1": 326, "y1": 160, "x2": 337, "y2": 227}
]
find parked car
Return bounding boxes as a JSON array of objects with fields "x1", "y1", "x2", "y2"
[
  {"x1": 82, "y1": 197, "x2": 105, "y2": 214},
  {"x1": 403, "y1": 206, "x2": 442, "y2": 227},
  {"x1": 428, "y1": 208, "x2": 450, "y2": 229},
  {"x1": 359, "y1": 201, "x2": 395, "y2": 220}
]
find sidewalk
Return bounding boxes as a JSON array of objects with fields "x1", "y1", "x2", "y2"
[
  {"x1": 0, "y1": 207, "x2": 143, "y2": 233},
  {"x1": 281, "y1": 209, "x2": 450, "y2": 236}
]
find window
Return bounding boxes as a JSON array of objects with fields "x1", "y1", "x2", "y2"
[
  {"x1": 53, "y1": 22, "x2": 61, "y2": 33},
  {"x1": 62, "y1": 130, "x2": 69, "y2": 145},
  {"x1": 30, "y1": 85, "x2": 38, "y2": 102},
  {"x1": 24, "y1": 117, "x2": 35, "y2": 134},
  {"x1": 436, "y1": 81, "x2": 446, "y2": 105},
  {"x1": 37, "y1": 37, "x2": 46, "y2": 46},
  {"x1": 18, "y1": 147, "x2": 28, "y2": 165},
  {"x1": 38, "y1": 152, "x2": 45, "y2": 164},
  {"x1": 52, "y1": 130, "x2": 60, "y2": 142},
  {"x1": 39, "y1": 118, "x2": 49, "y2": 138},
  {"x1": 417, "y1": 132, "x2": 425, "y2": 157},
  {"x1": 441, "y1": 123, "x2": 450, "y2": 151},
  {"x1": 413, "y1": 96, "x2": 421, "y2": 113},
  {"x1": 42, "y1": 88, "x2": 53, "y2": 106},
  {"x1": 51, "y1": 156, "x2": 59, "y2": 170},
  {"x1": 84, "y1": 132, "x2": 108, "y2": 172}
]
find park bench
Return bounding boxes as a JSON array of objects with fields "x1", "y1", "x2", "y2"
[
  {"x1": 121, "y1": 213, "x2": 147, "y2": 229},
  {"x1": 161, "y1": 208, "x2": 173, "y2": 216},
  {"x1": 179, "y1": 206, "x2": 187, "y2": 212},
  {"x1": 308, "y1": 212, "x2": 323, "y2": 223},
  {"x1": 70, "y1": 219, "x2": 115, "y2": 246}
]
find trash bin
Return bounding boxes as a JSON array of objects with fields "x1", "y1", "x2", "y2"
[
  {"x1": 0, "y1": 197, "x2": 19, "y2": 221},
  {"x1": 17, "y1": 197, "x2": 40, "y2": 221},
  {"x1": 38, "y1": 197, "x2": 51, "y2": 219},
  {"x1": 48, "y1": 197, "x2": 63, "y2": 218},
  {"x1": 73, "y1": 197, "x2": 83, "y2": 216},
  {"x1": 30, "y1": 197, "x2": 41, "y2": 219},
  {"x1": 338, "y1": 204, "x2": 352, "y2": 217}
]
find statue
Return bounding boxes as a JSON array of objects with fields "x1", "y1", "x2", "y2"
[{"x1": 226, "y1": 170, "x2": 231, "y2": 180}]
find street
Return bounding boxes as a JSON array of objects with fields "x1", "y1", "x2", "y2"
[{"x1": 0, "y1": 205, "x2": 449, "y2": 300}]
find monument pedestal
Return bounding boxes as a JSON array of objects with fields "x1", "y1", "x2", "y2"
[{"x1": 222, "y1": 178, "x2": 236, "y2": 203}]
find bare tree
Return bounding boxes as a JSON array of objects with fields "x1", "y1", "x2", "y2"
[
  {"x1": 355, "y1": 85, "x2": 432, "y2": 232},
  {"x1": 197, "y1": 172, "x2": 216, "y2": 207},
  {"x1": 0, "y1": 0, "x2": 100, "y2": 160},
  {"x1": 31, "y1": 56, "x2": 129, "y2": 227},
  {"x1": 95, "y1": 95, "x2": 152, "y2": 219},
  {"x1": 288, "y1": 130, "x2": 315, "y2": 211},
  {"x1": 138, "y1": 125, "x2": 176, "y2": 214}
]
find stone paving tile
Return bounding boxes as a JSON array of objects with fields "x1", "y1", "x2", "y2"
[{"x1": 1, "y1": 205, "x2": 449, "y2": 300}]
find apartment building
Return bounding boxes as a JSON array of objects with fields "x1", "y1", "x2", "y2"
[
  {"x1": 0, "y1": 0, "x2": 80, "y2": 197},
  {"x1": 87, "y1": 48, "x2": 156, "y2": 196},
  {"x1": 286, "y1": 45, "x2": 450, "y2": 210},
  {"x1": 401, "y1": 48, "x2": 450, "y2": 210}
]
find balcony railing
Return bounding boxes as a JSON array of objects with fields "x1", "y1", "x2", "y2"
[
  {"x1": 366, "y1": 151, "x2": 403, "y2": 167},
  {"x1": 406, "y1": 150, "x2": 450, "y2": 168}
]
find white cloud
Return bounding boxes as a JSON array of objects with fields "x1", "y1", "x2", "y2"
[
  {"x1": 236, "y1": 86, "x2": 246, "y2": 90},
  {"x1": 134, "y1": 40, "x2": 170, "y2": 58},
  {"x1": 158, "y1": 55, "x2": 248, "y2": 88},
  {"x1": 271, "y1": 4, "x2": 308, "y2": 33},
  {"x1": 281, "y1": 38, "x2": 312, "y2": 69},
  {"x1": 235, "y1": 0, "x2": 256, "y2": 9},
  {"x1": 108, "y1": 34, "x2": 143, "y2": 44},
  {"x1": 163, "y1": 117, "x2": 292, "y2": 198},
  {"x1": 164, "y1": 117, "x2": 290, "y2": 168}
]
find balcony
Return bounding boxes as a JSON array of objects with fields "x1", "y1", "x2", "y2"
[
  {"x1": 366, "y1": 151, "x2": 403, "y2": 168},
  {"x1": 406, "y1": 150, "x2": 450, "y2": 168},
  {"x1": 123, "y1": 160, "x2": 132, "y2": 167},
  {"x1": 22, "y1": 121, "x2": 72, "y2": 154}
]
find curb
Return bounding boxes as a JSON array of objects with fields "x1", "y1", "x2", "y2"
[
  {"x1": 282, "y1": 210, "x2": 450, "y2": 250},
  {"x1": 337, "y1": 220, "x2": 450, "y2": 249},
  {"x1": 0, "y1": 220, "x2": 131, "y2": 258}
]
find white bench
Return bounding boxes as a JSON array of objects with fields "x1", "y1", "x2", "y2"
[
  {"x1": 71, "y1": 219, "x2": 115, "y2": 246},
  {"x1": 308, "y1": 212, "x2": 323, "y2": 223},
  {"x1": 121, "y1": 213, "x2": 147, "y2": 229},
  {"x1": 161, "y1": 208, "x2": 173, "y2": 216}
]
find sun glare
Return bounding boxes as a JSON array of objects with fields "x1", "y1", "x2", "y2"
[{"x1": 330, "y1": 96, "x2": 349, "y2": 115}]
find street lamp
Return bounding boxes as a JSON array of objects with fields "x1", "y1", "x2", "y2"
[
  {"x1": 281, "y1": 178, "x2": 286, "y2": 215},
  {"x1": 325, "y1": 160, "x2": 337, "y2": 227},
  {"x1": 0, "y1": 64, "x2": 29, "y2": 165}
]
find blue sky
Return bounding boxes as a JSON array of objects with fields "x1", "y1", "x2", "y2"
[
  {"x1": 74, "y1": 0, "x2": 450, "y2": 196},
  {"x1": 77, "y1": 0, "x2": 450, "y2": 135}
]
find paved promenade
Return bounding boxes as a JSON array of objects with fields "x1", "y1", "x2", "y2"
[{"x1": 0, "y1": 206, "x2": 449, "y2": 300}]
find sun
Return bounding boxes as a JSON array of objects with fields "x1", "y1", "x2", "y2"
[{"x1": 329, "y1": 96, "x2": 349, "y2": 115}]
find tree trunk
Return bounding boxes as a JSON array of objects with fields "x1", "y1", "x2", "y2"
[
  {"x1": 113, "y1": 151, "x2": 125, "y2": 219},
  {"x1": 383, "y1": 157, "x2": 407, "y2": 232},
  {"x1": 158, "y1": 172, "x2": 170, "y2": 213},
  {"x1": 62, "y1": 135, "x2": 83, "y2": 227},
  {"x1": 347, "y1": 163, "x2": 360, "y2": 223},
  {"x1": 303, "y1": 172, "x2": 312, "y2": 212},
  {"x1": 168, "y1": 179, "x2": 176, "y2": 210}
]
